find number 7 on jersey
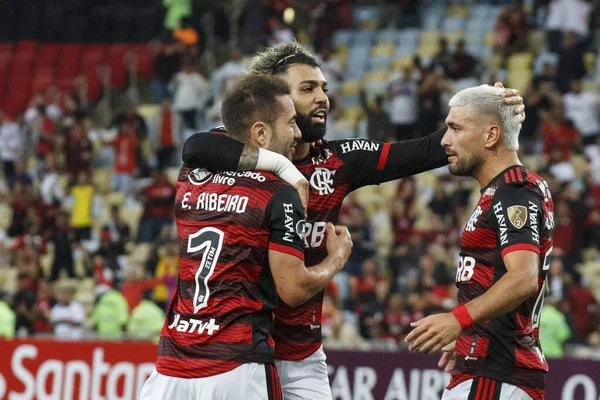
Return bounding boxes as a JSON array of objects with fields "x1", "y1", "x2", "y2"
[{"x1": 188, "y1": 227, "x2": 225, "y2": 313}]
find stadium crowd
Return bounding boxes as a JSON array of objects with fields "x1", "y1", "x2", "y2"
[{"x1": 0, "y1": 0, "x2": 599, "y2": 359}]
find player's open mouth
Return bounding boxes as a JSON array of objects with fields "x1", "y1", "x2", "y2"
[{"x1": 312, "y1": 110, "x2": 327, "y2": 123}]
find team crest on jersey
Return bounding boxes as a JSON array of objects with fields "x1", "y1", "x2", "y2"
[
  {"x1": 188, "y1": 168, "x2": 213, "y2": 185},
  {"x1": 507, "y1": 205, "x2": 527, "y2": 229},
  {"x1": 310, "y1": 167, "x2": 335, "y2": 195},
  {"x1": 465, "y1": 206, "x2": 483, "y2": 232}
]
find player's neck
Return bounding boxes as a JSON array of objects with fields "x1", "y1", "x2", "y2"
[
  {"x1": 474, "y1": 151, "x2": 521, "y2": 188},
  {"x1": 293, "y1": 141, "x2": 311, "y2": 161}
]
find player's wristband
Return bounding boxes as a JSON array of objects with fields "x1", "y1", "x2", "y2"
[
  {"x1": 451, "y1": 305, "x2": 474, "y2": 330},
  {"x1": 257, "y1": 148, "x2": 305, "y2": 186}
]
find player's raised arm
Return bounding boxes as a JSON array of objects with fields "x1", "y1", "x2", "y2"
[
  {"x1": 182, "y1": 129, "x2": 309, "y2": 214},
  {"x1": 266, "y1": 187, "x2": 352, "y2": 307}
]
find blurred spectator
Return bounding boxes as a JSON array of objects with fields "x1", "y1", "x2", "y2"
[
  {"x1": 431, "y1": 38, "x2": 451, "y2": 76},
  {"x1": 69, "y1": 171, "x2": 95, "y2": 242},
  {"x1": 387, "y1": 68, "x2": 419, "y2": 141},
  {"x1": 494, "y1": 4, "x2": 529, "y2": 59},
  {"x1": 172, "y1": 16, "x2": 200, "y2": 48},
  {"x1": 360, "y1": 91, "x2": 394, "y2": 142},
  {"x1": 0, "y1": 294, "x2": 16, "y2": 339},
  {"x1": 563, "y1": 80, "x2": 600, "y2": 146},
  {"x1": 101, "y1": 205, "x2": 131, "y2": 256},
  {"x1": 149, "y1": 97, "x2": 182, "y2": 169},
  {"x1": 153, "y1": 242, "x2": 179, "y2": 310},
  {"x1": 38, "y1": 155, "x2": 66, "y2": 208},
  {"x1": 359, "y1": 280, "x2": 389, "y2": 339},
  {"x1": 548, "y1": 257, "x2": 569, "y2": 301},
  {"x1": 50, "y1": 281, "x2": 85, "y2": 340},
  {"x1": 35, "y1": 107, "x2": 57, "y2": 164},
  {"x1": 383, "y1": 293, "x2": 410, "y2": 342},
  {"x1": 107, "y1": 121, "x2": 137, "y2": 195},
  {"x1": 127, "y1": 289, "x2": 166, "y2": 342},
  {"x1": 320, "y1": 45, "x2": 343, "y2": 96},
  {"x1": 12, "y1": 272, "x2": 37, "y2": 336},
  {"x1": 163, "y1": 0, "x2": 192, "y2": 32},
  {"x1": 49, "y1": 211, "x2": 75, "y2": 282},
  {"x1": 539, "y1": 296, "x2": 572, "y2": 358},
  {"x1": 557, "y1": 31, "x2": 587, "y2": 93},
  {"x1": 582, "y1": 175, "x2": 600, "y2": 247},
  {"x1": 172, "y1": 57, "x2": 210, "y2": 131},
  {"x1": 545, "y1": 0, "x2": 592, "y2": 52},
  {"x1": 345, "y1": 211, "x2": 376, "y2": 277},
  {"x1": 554, "y1": 201, "x2": 577, "y2": 259},
  {"x1": 566, "y1": 271, "x2": 597, "y2": 342},
  {"x1": 542, "y1": 105, "x2": 580, "y2": 161},
  {"x1": 32, "y1": 279, "x2": 55, "y2": 334},
  {"x1": 447, "y1": 39, "x2": 477, "y2": 80},
  {"x1": 216, "y1": 47, "x2": 247, "y2": 94},
  {"x1": 0, "y1": 110, "x2": 24, "y2": 179},
  {"x1": 150, "y1": 39, "x2": 182, "y2": 104},
  {"x1": 65, "y1": 121, "x2": 94, "y2": 179},
  {"x1": 268, "y1": 18, "x2": 294, "y2": 46},
  {"x1": 122, "y1": 266, "x2": 161, "y2": 311},
  {"x1": 137, "y1": 170, "x2": 176, "y2": 243},
  {"x1": 417, "y1": 68, "x2": 448, "y2": 138},
  {"x1": 92, "y1": 286, "x2": 129, "y2": 340},
  {"x1": 90, "y1": 254, "x2": 115, "y2": 299},
  {"x1": 8, "y1": 160, "x2": 33, "y2": 190},
  {"x1": 7, "y1": 181, "x2": 34, "y2": 237}
]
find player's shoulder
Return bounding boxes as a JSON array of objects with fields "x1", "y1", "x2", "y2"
[
  {"x1": 491, "y1": 166, "x2": 546, "y2": 201},
  {"x1": 327, "y1": 138, "x2": 384, "y2": 155}
]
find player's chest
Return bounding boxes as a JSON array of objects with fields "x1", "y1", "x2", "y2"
[
  {"x1": 299, "y1": 163, "x2": 349, "y2": 206},
  {"x1": 460, "y1": 199, "x2": 497, "y2": 247}
]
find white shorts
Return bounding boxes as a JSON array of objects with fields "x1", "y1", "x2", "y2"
[
  {"x1": 442, "y1": 378, "x2": 533, "y2": 400},
  {"x1": 140, "y1": 363, "x2": 282, "y2": 400},
  {"x1": 275, "y1": 345, "x2": 331, "y2": 400}
]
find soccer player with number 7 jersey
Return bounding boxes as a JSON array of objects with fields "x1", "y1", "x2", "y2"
[
  {"x1": 141, "y1": 75, "x2": 353, "y2": 400},
  {"x1": 405, "y1": 85, "x2": 554, "y2": 400}
]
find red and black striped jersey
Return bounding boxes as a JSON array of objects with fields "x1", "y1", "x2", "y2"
[
  {"x1": 181, "y1": 127, "x2": 449, "y2": 360},
  {"x1": 449, "y1": 165, "x2": 554, "y2": 400},
  {"x1": 273, "y1": 138, "x2": 391, "y2": 360},
  {"x1": 156, "y1": 166, "x2": 306, "y2": 378}
]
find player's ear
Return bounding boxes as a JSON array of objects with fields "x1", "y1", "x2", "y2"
[
  {"x1": 250, "y1": 121, "x2": 270, "y2": 148},
  {"x1": 484, "y1": 124, "x2": 502, "y2": 150}
]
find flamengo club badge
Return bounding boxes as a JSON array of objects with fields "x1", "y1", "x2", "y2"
[{"x1": 507, "y1": 205, "x2": 527, "y2": 229}]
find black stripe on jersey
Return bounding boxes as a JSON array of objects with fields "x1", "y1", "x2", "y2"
[
  {"x1": 158, "y1": 336, "x2": 273, "y2": 364},
  {"x1": 179, "y1": 278, "x2": 263, "y2": 301},
  {"x1": 251, "y1": 264, "x2": 278, "y2": 358},
  {"x1": 512, "y1": 366, "x2": 546, "y2": 389},
  {"x1": 460, "y1": 246, "x2": 496, "y2": 267},
  {"x1": 174, "y1": 205, "x2": 266, "y2": 227},
  {"x1": 457, "y1": 283, "x2": 490, "y2": 304},
  {"x1": 483, "y1": 252, "x2": 515, "y2": 382},
  {"x1": 272, "y1": 322, "x2": 322, "y2": 343},
  {"x1": 467, "y1": 377, "x2": 481, "y2": 400},
  {"x1": 178, "y1": 242, "x2": 267, "y2": 262}
]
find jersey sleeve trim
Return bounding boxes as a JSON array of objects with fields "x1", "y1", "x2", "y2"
[
  {"x1": 376, "y1": 142, "x2": 391, "y2": 170},
  {"x1": 269, "y1": 242, "x2": 305, "y2": 261},
  {"x1": 501, "y1": 243, "x2": 540, "y2": 258}
]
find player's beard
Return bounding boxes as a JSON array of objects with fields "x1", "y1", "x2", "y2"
[
  {"x1": 295, "y1": 110, "x2": 327, "y2": 143},
  {"x1": 268, "y1": 126, "x2": 294, "y2": 160},
  {"x1": 449, "y1": 151, "x2": 485, "y2": 177}
]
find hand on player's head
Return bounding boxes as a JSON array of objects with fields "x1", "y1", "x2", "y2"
[
  {"x1": 495, "y1": 82, "x2": 526, "y2": 123},
  {"x1": 325, "y1": 222, "x2": 353, "y2": 266}
]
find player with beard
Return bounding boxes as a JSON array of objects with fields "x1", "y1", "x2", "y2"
[
  {"x1": 182, "y1": 42, "x2": 526, "y2": 400},
  {"x1": 405, "y1": 85, "x2": 554, "y2": 400}
]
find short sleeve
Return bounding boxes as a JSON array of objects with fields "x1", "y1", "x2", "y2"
[
  {"x1": 266, "y1": 186, "x2": 307, "y2": 260},
  {"x1": 489, "y1": 185, "x2": 544, "y2": 258}
]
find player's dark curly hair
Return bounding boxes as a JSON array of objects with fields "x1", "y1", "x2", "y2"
[{"x1": 248, "y1": 41, "x2": 321, "y2": 76}]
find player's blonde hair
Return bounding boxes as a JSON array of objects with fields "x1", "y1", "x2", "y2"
[{"x1": 449, "y1": 84, "x2": 521, "y2": 151}]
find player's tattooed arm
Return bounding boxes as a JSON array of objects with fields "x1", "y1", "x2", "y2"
[{"x1": 238, "y1": 145, "x2": 259, "y2": 170}]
